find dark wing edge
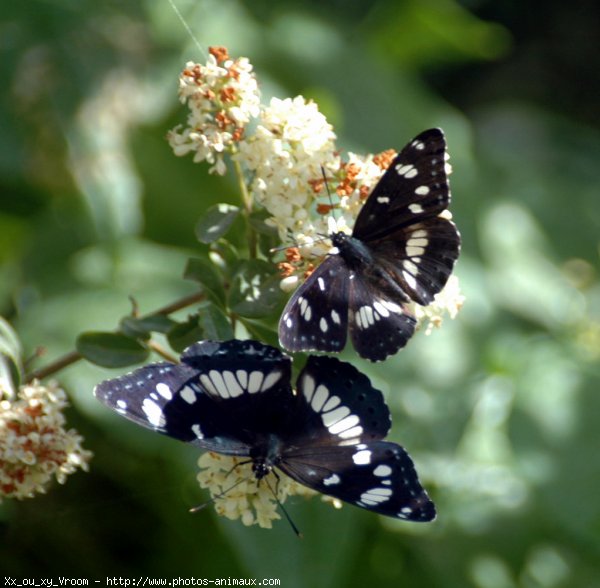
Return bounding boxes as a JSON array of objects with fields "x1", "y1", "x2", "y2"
[{"x1": 279, "y1": 441, "x2": 436, "y2": 522}]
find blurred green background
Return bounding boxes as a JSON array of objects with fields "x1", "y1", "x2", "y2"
[{"x1": 1, "y1": 0, "x2": 599, "y2": 585}]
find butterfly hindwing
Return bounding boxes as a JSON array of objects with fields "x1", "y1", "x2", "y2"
[
  {"x1": 279, "y1": 256, "x2": 349, "y2": 353},
  {"x1": 347, "y1": 272, "x2": 417, "y2": 362},
  {"x1": 287, "y1": 354, "x2": 392, "y2": 445},
  {"x1": 279, "y1": 441, "x2": 435, "y2": 522}
]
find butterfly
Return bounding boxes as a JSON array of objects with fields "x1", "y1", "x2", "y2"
[
  {"x1": 279, "y1": 128, "x2": 461, "y2": 362},
  {"x1": 94, "y1": 339, "x2": 435, "y2": 523}
]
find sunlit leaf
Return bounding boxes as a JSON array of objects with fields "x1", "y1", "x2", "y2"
[
  {"x1": 228, "y1": 260, "x2": 284, "y2": 318},
  {"x1": 195, "y1": 203, "x2": 241, "y2": 244}
]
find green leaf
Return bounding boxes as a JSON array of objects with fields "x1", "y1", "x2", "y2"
[
  {"x1": 166, "y1": 318, "x2": 206, "y2": 353},
  {"x1": 228, "y1": 260, "x2": 284, "y2": 319},
  {"x1": 240, "y1": 318, "x2": 280, "y2": 349},
  {"x1": 248, "y1": 210, "x2": 279, "y2": 236},
  {"x1": 167, "y1": 304, "x2": 233, "y2": 352},
  {"x1": 183, "y1": 257, "x2": 225, "y2": 303},
  {"x1": 76, "y1": 332, "x2": 149, "y2": 367},
  {"x1": 195, "y1": 203, "x2": 241, "y2": 244},
  {"x1": 197, "y1": 302, "x2": 234, "y2": 340},
  {"x1": 209, "y1": 240, "x2": 241, "y2": 278},
  {"x1": 119, "y1": 314, "x2": 176, "y2": 338}
]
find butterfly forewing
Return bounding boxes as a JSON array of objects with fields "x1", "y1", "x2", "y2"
[
  {"x1": 279, "y1": 256, "x2": 349, "y2": 353},
  {"x1": 279, "y1": 442, "x2": 435, "y2": 522},
  {"x1": 94, "y1": 361, "x2": 199, "y2": 437},
  {"x1": 352, "y1": 128, "x2": 451, "y2": 240},
  {"x1": 94, "y1": 339, "x2": 295, "y2": 455}
]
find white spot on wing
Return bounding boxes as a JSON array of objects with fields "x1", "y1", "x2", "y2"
[
  {"x1": 408, "y1": 203, "x2": 424, "y2": 213},
  {"x1": 415, "y1": 185, "x2": 430, "y2": 196},
  {"x1": 403, "y1": 260, "x2": 419, "y2": 275},
  {"x1": 223, "y1": 370, "x2": 243, "y2": 398},
  {"x1": 404, "y1": 271, "x2": 418, "y2": 290},
  {"x1": 377, "y1": 195, "x2": 390, "y2": 204},
  {"x1": 236, "y1": 370, "x2": 248, "y2": 389},
  {"x1": 352, "y1": 449, "x2": 372, "y2": 465},
  {"x1": 261, "y1": 370, "x2": 282, "y2": 392},
  {"x1": 328, "y1": 414, "x2": 360, "y2": 435},
  {"x1": 155, "y1": 383, "x2": 172, "y2": 400},
  {"x1": 248, "y1": 370, "x2": 264, "y2": 394},
  {"x1": 337, "y1": 425, "x2": 363, "y2": 439},
  {"x1": 311, "y1": 384, "x2": 329, "y2": 412},
  {"x1": 321, "y1": 405, "x2": 351, "y2": 427},
  {"x1": 331, "y1": 310, "x2": 341, "y2": 325},
  {"x1": 323, "y1": 473, "x2": 341, "y2": 486},
  {"x1": 302, "y1": 374, "x2": 316, "y2": 402},
  {"x1": 317, "y1": 277, "x2": 325, "y2": 291},
  {"x1": 209, "y1": 370, "x2": 230, "y2": 399},
  {"x1": 180, "y1": 385, "x2": 196, "y2": 404},
  {"x1": 321, "y1": 395, "x2": 341, "y2": 411},
  {"x1": 319, "y1": 317, "x2": 328, "y2": 333},
  {"x1": 373, "y1": 465, "x2": 393, "y2": 477},
  {"x1": 373, "y1": 301, "x2": 390, "y2": 318},
  {"x1": 360, "y1": 487, "x2": 393, "y2": 505},
  {"x1": 199, "y1": 374, "x2": 218, "y2": 396},
  {"x1": 191, "y1": 423, "x2": 204, "y2": 439},
  {"x1": 142, "y1": 398, "x2": 165, "y2": 427}
]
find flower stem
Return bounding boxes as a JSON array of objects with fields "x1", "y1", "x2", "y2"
[
  {"x1": 233, "y1": 159, "x2": 257, "y2": 259},
  {"x1": 24, "y1": 290, "x2": 206, "y2": 382}
]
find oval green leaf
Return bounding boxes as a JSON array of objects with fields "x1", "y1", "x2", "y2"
[
  {"x1": 76, "y1": 331, "x2": 149, "y2": 368},
  {"x1": 195, "y1": 203, "x2": 240, "y2": 244}
]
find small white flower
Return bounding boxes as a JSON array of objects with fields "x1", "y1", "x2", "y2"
[{"x1": 196, "y1": 452, "x2": 338, "y2": 529}]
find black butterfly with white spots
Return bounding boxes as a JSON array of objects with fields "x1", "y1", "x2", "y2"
[
  {"x1": 94, "y1": 339, "x2": 435, "y2": 523},
  {"x1": 279, "y1": 128, "x2": 461, "y2": 362}
]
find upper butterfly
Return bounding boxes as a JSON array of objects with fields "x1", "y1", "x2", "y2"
[
  {"x1": 279, "y1": 128, "x2": 461, "y2": 362},
  {"x1": 94, "y1": 339, "x2": 435, "y2": 523}
]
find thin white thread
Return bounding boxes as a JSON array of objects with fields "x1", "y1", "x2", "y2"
[{"x1": 167, "y1": 0, "x2": 208, "y2": 59}]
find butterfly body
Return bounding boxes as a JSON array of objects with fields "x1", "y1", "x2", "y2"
[
  {"x1": 279, "y1": 128, "x2": 461, "y2": 361},
  {"x1": 95, "y1": 339, "x2": 435, "y2": 522}
]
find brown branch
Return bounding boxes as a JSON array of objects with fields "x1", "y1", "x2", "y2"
[{"x1": 24, "y1": 290, "x2": 206, "y2": 383}]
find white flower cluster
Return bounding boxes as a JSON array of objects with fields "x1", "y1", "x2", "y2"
[
  {"x1": 196, "y1": 452, "x2": 320, "y2": 528},
  {"x1": 167, "y1": 46, "x2": 260, "y2": 175},
  {"x1": 412, "y1": 275, "x2": 465, "y2": 334},
  {"x1": 169, "y1": 46, "x2": 464, "y2": 330},
  {"x1": 0, "y1": 380, "x2": 92, "y2": 501}
]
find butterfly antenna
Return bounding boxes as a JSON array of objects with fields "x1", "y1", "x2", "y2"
[
  {"x1": 265, "y1": 473, "x2": 303, "y2": 538},
  {"x1": 320, "y1": 165, "x2": 336, "y2": 215},
  {"x1": 189, "y1": 476, "x2": 250, "y2": 513}
]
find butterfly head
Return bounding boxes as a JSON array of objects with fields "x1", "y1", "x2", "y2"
[{"x1": 249, "y1": 434, "x2": 284, "y2": 480}]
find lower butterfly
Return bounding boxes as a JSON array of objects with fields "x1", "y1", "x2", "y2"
[{"x1": 94, "y1": 339, "x2": 435, "y2": 523}]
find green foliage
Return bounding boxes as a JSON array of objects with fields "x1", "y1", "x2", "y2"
[
  {"x1": 76, "y1": 332, "x2": 150, "y2": 368},
  {"x1": 1, "y1": 0, "x2": 599, "y2": 585},
  {"x1": 195, "y1": 203, "x2": 242, "y2": 244}
]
